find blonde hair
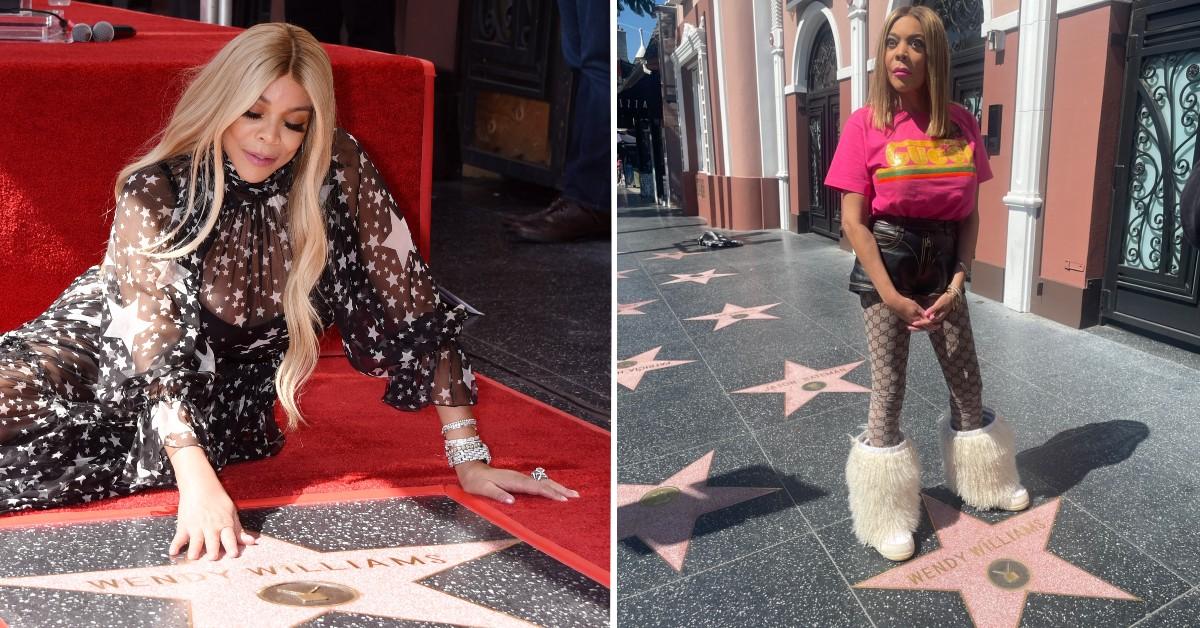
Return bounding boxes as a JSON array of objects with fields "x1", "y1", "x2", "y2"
[
  {"x1": 114, "y1": 22, "x2": 335, "y2": 430},
  {"x1": 867, "y1": 6, "x2": 957, "y2": 138}
]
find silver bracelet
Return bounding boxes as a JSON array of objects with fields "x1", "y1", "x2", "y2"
[
  {"x1": 440, "y1": 418, "x2": 477, "y2": 435},
  {"x1": 444, "y1": 436, "x2": 492, "y2": 467}
]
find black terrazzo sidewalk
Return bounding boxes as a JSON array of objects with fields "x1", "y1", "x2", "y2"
[
  {"x1": 429, "y1": 179, "x2": 611, "y2": 428},
  {"x1": 615, "y1": 194, "x2": 1200, "y2": 627}
]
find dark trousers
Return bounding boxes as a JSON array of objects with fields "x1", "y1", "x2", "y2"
[
  {"x1": 285, "y1": 0, "x2": 395, "y2": 54},
  {"x1": 557, "y1": 0, "x2": 610, "y2": 212}
]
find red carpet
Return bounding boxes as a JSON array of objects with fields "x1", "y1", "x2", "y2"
[{"x1": 0, "y1": 357, "x2": 611, "y2": 581}]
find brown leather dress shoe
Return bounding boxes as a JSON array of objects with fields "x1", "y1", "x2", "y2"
[
  {"x1": 502, "y1": 197, "x2": 568, "y2": 228},
  {"x1": 508, "y1": 198, "x2": 609, "y2": 242}
]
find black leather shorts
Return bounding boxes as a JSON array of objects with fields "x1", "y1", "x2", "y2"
[{"x1": 848, "y1": 215, "x2": 959, "y2": 298}]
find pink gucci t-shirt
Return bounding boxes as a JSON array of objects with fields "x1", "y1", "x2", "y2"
[{"x1": 824, "y1": 104, "x2": 992, "y2": 221}]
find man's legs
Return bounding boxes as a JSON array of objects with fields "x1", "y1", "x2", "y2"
[{"x1": 508, "y1": 0, "x2": 610, "y2": 242}]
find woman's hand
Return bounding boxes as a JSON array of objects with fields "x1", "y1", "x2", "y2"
[
  {"x1": 454, "y1": 461, "x2": 579, "y2": 504},
  {"x1": 885, "y1": 294, "x2": 937, "y2": 332},
  {"x1": 920, "y1": 292, "x2": 959, "y2": 328},
  {"x1": 169, "y1": 476, "x2": 256, "y2": 561}
]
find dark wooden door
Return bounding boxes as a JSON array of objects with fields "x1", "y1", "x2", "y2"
[{"x1": 458, "y1": 0, "x2": 573, "y2": 188}]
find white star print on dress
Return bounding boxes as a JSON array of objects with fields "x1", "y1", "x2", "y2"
[
  {"x1": 102, "y1": 295, "x2": 152, "y2": 354},
  {"x1": 0, "y1": 128, "x2": 476, "y2": 514},
  {"x1": 380, "y1": 209, "x2": 415, "y2": 258}
]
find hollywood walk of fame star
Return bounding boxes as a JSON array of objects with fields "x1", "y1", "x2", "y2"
[
  {"x1": 617, "y1": 269, "x2": 636, "y2": 280},
  {"x1": 618, "y1": 451, "x2": 779, "y2": 572},
  {"x1": 380, "y1": 209, "x2": 415, "y2": 258},
  {"x1": 618, "y1": 300, "x2": 657, "y2": 315},
  {"x1": 645, "y1": 251, "x2": 701, "y2": 261},
  {"x1": 661, "y1": 269, "x2": 737, "y2": 285},
  {"x1": 685, "y1": 302, "x2": 781, "y2": 330},
  {"x1": 617, "y1": 346, "x2": 694, "y2": 390},
  {"x1": 0, "y1": 535, "x2": 536, "y2": 628},
  {"x1": 103, "y1": 295, "x2": 154, "y2": 355},
  {"x1": 733, "y1": 360, "x2": 870, "y2": 416},
  {"x1": 855, "y1": 496, "x2": 1139, "y2": 628}
]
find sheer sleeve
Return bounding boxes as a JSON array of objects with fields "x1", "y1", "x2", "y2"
[
  {"x1": 96, "y1": 162, "x2": 217, "y2": 481},
  {"x1": 319, "y1": 128, "x2": 477, "y2": 410}
]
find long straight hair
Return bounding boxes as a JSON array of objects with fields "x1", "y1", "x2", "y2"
[
  {"x1": 867, "y1": 6, "x2": 955, "y2": 138},
  {"x1": 113, "y1": 23, "x2": 336, "y2": 430}
]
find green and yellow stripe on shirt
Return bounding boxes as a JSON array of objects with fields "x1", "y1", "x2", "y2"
[{"x1": 876, "y1": 139, "x2": 975, "y2": 184}]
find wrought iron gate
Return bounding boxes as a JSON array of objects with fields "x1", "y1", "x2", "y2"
[
  {"x1": 805, "y1": 25, "x2": 841, "y2": 238},
  {"x1": 1104, "y1": 0, "x2": 1200, "y2": 348},
  {"x1": 916, "y1": 0, "x2": 985, "y2": 124}
]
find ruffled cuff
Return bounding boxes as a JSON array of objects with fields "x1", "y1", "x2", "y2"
[
  {"x1": 123, "y1": 395, "x2": 208, "y2": 490},
  {"x1": 150, "y1": 398, "x2": 201, "y2": 449},
  {"x1": 383, "y1": 340, "x2": 478, "y2": 410}
]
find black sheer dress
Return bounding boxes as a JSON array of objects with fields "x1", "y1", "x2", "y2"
[{"x1": 0, "y1": 128, "x2": 476, "y2": 513}]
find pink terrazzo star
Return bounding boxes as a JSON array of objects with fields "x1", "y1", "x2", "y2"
[
  {"x1": 617, "y1": 346, "x2": 694, "y2": 390},
  {"x1": 0, "y1": 535, "x2": 534, "y2": 627},
  {"x1": 661, "y1": 269, "x2": 737, "y2": 285},
  {"x1": 617, "y1": 269, "x2": 636, "y2": 280},
  {"x1": 645, "y1": 251, "x2": 701, "y2": 261},
  {"x1": 618, "y1": 300, "x2": 657, "y2": 315},
  {"x1": 618, "y1": 451, "x2": 779, "y2": 572},
  {"x1": 685, "y1": 302, "x2": 781, "y2": 330},
  {"x1": 733, "y1": 360, "x2": 869, "y2": 416},
  {"x1": 855, "y1": 496, "x2": 1139, "y2": 628}
]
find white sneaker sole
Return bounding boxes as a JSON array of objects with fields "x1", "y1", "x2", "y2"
[
  {"x1": 1002, "y1": 488, "x2": 1030, "y2": 512},
  {"x1": 877, "y1": 535, "x2": 915, "y2": 561}
]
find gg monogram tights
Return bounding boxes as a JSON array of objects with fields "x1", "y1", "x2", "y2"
[{"x1": 861, "y1": 293, "x2": 984, "y2": 447}]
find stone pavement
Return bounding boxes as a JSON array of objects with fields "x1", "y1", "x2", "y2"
[
  {"x1": 430, "y1": 179, "x2": 611, "y2": 428},
  {"x1": 615, "y1": 196, "x2": 1200, "y2": 627}
]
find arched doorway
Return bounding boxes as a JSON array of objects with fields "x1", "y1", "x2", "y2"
[
  {"x1": 915, "y1": 0, "x2": 985, "y2": 125},
  {"x1": 805, "y1": 24, "x2": 841, "y2": 239}
]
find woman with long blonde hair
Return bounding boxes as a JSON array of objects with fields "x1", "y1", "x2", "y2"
[
  {"x1": 824, "y1": 7, "x2": 1027, "y2": 561},
  {"x1": 0, "y1": 23, "x2": 576, "y2": 560}
]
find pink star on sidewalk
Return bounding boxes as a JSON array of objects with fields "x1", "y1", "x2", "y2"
[
  {"x1": 733, "y1": 360, "x2": 869, "y2": 416},
  {"x1": 661, "y1": 269, "x2": 737, "y2": 285},
  {"x1": 645, "y1": 251, "x2": 701, "y2": 261},
  {"x1": 618, "y1": 451, "x2": 779, "y2": 572},
  {"x1": 0, "y1": 535, "x2": 534, "y2": 627},
  {"x1": 685, "y1": 302, "x2": 781, "y2": 330},
  {"x1": 856, "y1": 496, "x2": 1138, "y2": 628},
  {"x1": 617, "y1": 269, "x2": 636, "y2": 280},
  {"x1": 618, "y1": 300, "x2": 657, "y2": 315},
  {"x1": 617, "y1": 346, "x2": 694, "y2": 390}
]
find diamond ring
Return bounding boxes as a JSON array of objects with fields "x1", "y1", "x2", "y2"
[{"x1": 531, "y1": 467, "x2": 548, "y2": 481}]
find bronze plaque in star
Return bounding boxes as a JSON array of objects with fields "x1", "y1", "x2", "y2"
[
  {"x1": 986, "y1": 559, "x2": 1031, "y2": 590},
  {"x1": 801, "y1": 381, "x2": 827, "y2": 391},
  {"x1": 639, "y1": 486, "x2": 681, "y2": 507},
  {"x1": 258, "y1": 581, "x2": 359, "y2": 607}
]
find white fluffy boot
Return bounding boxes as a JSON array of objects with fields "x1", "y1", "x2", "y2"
[
  {"x1": 939, "y1": 408, "x2": 1028, "y2": 511},
  {"x1": 845, "y1": 434, "x2": 922, "y2": 561}
]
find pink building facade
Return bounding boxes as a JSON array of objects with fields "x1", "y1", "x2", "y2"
[{"x1": 665, "y1": 0, "x2": 1200, "y2": 350}]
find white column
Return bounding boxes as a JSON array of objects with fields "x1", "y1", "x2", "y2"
[
  {"x1": 1000, "y1": 0, "x2": 1055, "y2": 312},
  {"x1": 673, "y1": 23, "x2": 714, "y2": 174},
  {"x1": 712, "y1": 0, "x2": 733, "y2": 174},
  {"x1": 771, "y1": 0, "x2": 790, "y2": 227},
  {"x1": 849, "y1": 0, "x2": 869, "y2": 110},
  {"x1": 754, "y1": 0, "x2": 779, "y2": 181}
]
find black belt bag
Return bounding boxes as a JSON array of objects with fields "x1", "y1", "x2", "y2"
[{"x1": 848, "y1": 216, "x2": 959, "y2": 297}]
